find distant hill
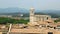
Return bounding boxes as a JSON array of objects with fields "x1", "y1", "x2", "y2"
[
  {"x1": 0, "y1": 7, "x2": 60, "y2": 18},
  {"x1": 0, "y1": 7, "x2": 29, "y2": 13}
]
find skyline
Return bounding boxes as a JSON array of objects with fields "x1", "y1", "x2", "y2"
[{"x1": 0, "y1": 0, "x2": 60, "y2": 10}]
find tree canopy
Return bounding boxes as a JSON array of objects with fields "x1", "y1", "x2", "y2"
[{"x1": 0, "y1": 17, "x2": 29, "y2": 24}]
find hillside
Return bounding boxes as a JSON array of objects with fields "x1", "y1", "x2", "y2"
[{"x1": 0, "y1": 8, "x2": 60, "y2": 18}]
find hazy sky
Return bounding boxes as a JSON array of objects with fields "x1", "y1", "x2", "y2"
[{"x1": 0, "y1": 0, "x2": 60, "y2": 10}]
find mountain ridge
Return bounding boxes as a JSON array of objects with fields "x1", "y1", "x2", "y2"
[{"x1": 0, "y1": 7, "x2": 60, "y2": 18}]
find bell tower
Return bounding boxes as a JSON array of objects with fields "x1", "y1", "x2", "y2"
[
  {"x1": 29, "y1": 8, "x2": 39, "y2": 26},
  {"x1": 30, "y1": 8, "x2": 34, "y2": 23}
]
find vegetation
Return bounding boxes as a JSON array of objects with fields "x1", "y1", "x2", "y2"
[
  {"x1": 0, "y1": 17, "x2": 29, "y2": 24},
  {"x1": 54, "y1": 18, "x2": 60, "y2": 23}
]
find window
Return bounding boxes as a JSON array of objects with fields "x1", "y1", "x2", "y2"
[
  {"x1": 47, "y1": 17, "x2": 48, "y2": 20},
  {"x1": 54, "y1": 27, "x2": 56, "y2": 29}
]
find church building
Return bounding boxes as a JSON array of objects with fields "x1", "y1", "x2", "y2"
[{"x1": 29, "y1": 8, "x2": 53, "y2": 25}]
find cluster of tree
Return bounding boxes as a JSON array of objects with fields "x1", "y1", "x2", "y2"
[{"x1": 0, "y1": 17, "x2": 29, "y2": 24}]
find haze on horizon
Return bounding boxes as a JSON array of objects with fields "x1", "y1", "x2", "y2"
[{"x1": 0, "y1": 0, "x2": 60, "y2": 10}]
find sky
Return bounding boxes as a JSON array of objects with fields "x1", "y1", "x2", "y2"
[{"x1": 0, "y1": 0, "x2": 60, "y2": 10}]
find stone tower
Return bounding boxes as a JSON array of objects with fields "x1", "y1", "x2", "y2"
[
  {"x1": 29, "y1": 8, "x2": 38, "y2": 26},
  {"x1": 30, "y1": 8, "x2": 34, "y2": 23}
]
